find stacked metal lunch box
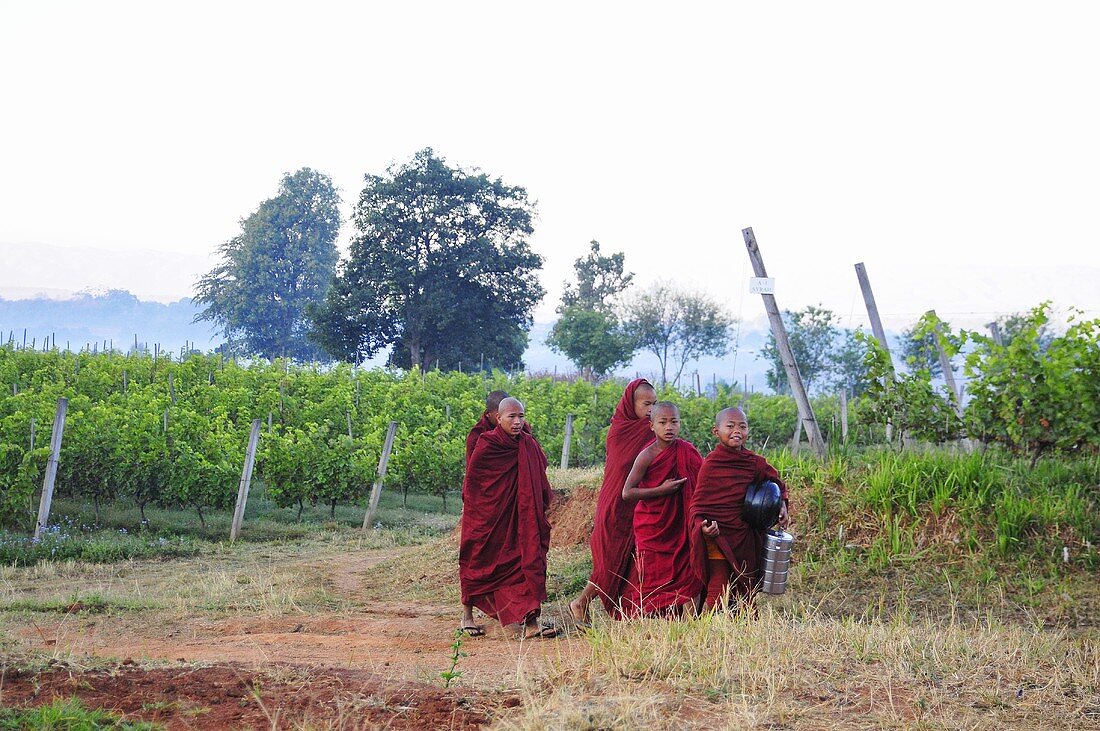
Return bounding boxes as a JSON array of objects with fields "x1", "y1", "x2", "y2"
[{"x1": 760, "y1": 530, "x2": 794, "y2": 595}]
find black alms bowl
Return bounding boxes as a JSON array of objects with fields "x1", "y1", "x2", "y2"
[{"x1": 744, "y1": 480, "x2": 782, "y2": 530}]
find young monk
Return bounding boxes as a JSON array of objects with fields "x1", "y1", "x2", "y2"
[
  {"x1": 688, "y1": 407, "x2": 790, "y2": 611},
  {"x1": 620, "y1": 402, "x2": 703, "y2": 617},
  {"x1": 459, "y1": 389, "x2": 509, "y2": 636},
  {"x1": 465, "y1": 390, "x2": 510, "y2": 465},
  {"x1": 569, "y1": 379, "x2": 659, "y2": 624},
  {"x1": 459, "y1": 397, "x2": 557, "y2": 638}
]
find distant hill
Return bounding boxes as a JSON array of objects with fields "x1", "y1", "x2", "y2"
[
  {"x1": 0, "y1": 290, "x2": 221, "y2": 353},
  {"x1": 1, "y1": 289, "x2": 870, "y2": 395}
]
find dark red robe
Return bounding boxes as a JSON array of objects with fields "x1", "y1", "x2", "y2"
[
  {"x1": 459, "y1": 424, "x2": 552, "y2": 627},
  {"x1": 465, "y1": 412, "x2": 495, "y2": 466},
  {"x1": 621, "y1": 438, "x2": 704, "y2": 616},
  {"x1": 687, "y1": 446, "x2": 787, "y2": 599},
  {"x1": 588, "y1": 378, "x2": 655, "y2": 617}
]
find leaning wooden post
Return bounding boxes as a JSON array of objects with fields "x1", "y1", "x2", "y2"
[
  {"x1": 362, "y1": 421, "x2": 399, "y2": 530},
  {"x1": 790, "y1": 417, "x2": 802, "y2": 455},
  {"x1": 230, "y1": 419, "x2": 262, "y2": 542},
  {"x1": 927, "y1": 310, "x2": 965, "y2": 417},
  {"x1": 855, "y1": 262, "x2": 894, "y2": 441},
  {"x1": 742, "y1": 228, "x2": 827, "y2": 457},
  {"x1": 34, "y1": 398, "x2": 68, "y2": 539},
  {"x1": 560, "y1": 413, "x2": 574, "y2": 469}
]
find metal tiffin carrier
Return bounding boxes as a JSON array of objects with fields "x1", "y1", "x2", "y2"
[{"x1": 760, "y1": 529, "x2": 794, "y2": 595}]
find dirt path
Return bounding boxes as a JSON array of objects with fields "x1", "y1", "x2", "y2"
[{"x1": 6, "y1": 547, "x2": 584, "y2": 686}]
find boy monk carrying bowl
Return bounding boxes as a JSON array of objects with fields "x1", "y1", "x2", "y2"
[
  {"x1": 620, "y1": 401, "x2": 703, "y2": 617},
  {"x1": 688, "y1": 407, "x2": 790, "y2": 611}
]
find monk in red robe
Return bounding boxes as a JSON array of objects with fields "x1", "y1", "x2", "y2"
[
  {"x1": 459, "y1": 390, "x2": 509, "y2": 635},
  {"x1": 688, "y1": 407, "x2": 790, "y2": 610},
  {"x1": 464, "y1": 390, "x2": 510, "y2": 465},
  {"x1": 459, "y1": 397, "x2": 557, "y2": 638},
  {"x1": 569, "y1": 379, "x2": 658, "y2": 623},
  {"x1": 620, "y1": 402, "x2": 703, "y2": 617}
]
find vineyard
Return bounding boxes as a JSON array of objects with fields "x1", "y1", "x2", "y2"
[{"x1": 0, "y1": 346, "x2": 865, "y2": 533}]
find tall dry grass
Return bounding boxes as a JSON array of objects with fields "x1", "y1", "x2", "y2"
[{"x1": 496, "y1": 600, "x2": 1100, "y2": 730}]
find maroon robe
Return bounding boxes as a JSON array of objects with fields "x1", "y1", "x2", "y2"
[
  {"x1": 621, "y1": 438, "x2": 704, "y2": 616},
  {"x1": 588, "y1": 378, "x2": 655, "y2": 617},
  {"x1": 687, "y1": 446, "x2": 787, "y2": 599},
  {"x1": 459, "y1": 424, "x2": 552, "y2": 626},
  {"x1": 465, "y1": 412, "x2": 495, "y2": 466}
]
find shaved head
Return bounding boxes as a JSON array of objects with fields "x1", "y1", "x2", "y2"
[
  {"x1": 497, "y1": 397, "x2": 524, "y2": 414},
  {"x1": 486, "y1": 390, "x2": 509, "y2": 412},
  {"x1": 650, "y1": 401, "x2": 680, "y2": 421},
  {"x1": 715, "y1": 407, "x2": 746, "y2": 427}
]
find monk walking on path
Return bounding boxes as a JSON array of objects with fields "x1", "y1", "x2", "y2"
[
  {"x1": 570, "y1": 379, "x2": 658, "y2": 623},
  {"x1": 460, "y1": 397, "x2": 558, "y2": 638},
  {"x1": 459, "y1": 390, "x2": 510, "y2": 635}
]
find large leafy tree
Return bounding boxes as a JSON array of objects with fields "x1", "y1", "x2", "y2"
[
  {"x1": 311, "y1": 148, "x2": 544, "y2": 370},
  {"x1": 624, "y1": 282, "x2": 733, "y2": 388},
  {"x1": 759, "y1": 305, "x2": 839, "y2": 395},
  {"x1": 546, "y1": 240, "x2": 636, "y2": 379},
  {"x1": 194, "y1": 168, "x2": 340, "y2": 361}
]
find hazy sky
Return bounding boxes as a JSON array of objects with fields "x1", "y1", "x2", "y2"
[{"x1": 2, "y1": 1, "x2": 1098, "y2": 332}]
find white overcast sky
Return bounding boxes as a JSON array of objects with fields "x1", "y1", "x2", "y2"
[{"x1": 2, "y1": 1, "x2": 1098, "y2": 331}]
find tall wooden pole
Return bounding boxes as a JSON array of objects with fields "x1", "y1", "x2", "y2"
[
  {"x1": 34, "y1": 398, "x2": 68, "y2": 539},
  {"x1": 560, "y1": 413, "x2": 574, "y2": 469},
  {"x1": 363, "y1": 421, "x2": 399, "y2": 530},
  {"x1": 742, "y1": 228, "x2": 826, "y2": 457},
  {"x1": 230, "y1": 419, "x2": 262, "y2": 542},
  {"x1": 854, "y1": 262, "x2": 894, "y2": 441},
  {"x1": 839, "y1": 390, "x2": 849, "y2": 442},
  {"x1": 854, "y1": 263, "x2": 892, "y2": 364},
  {"x1": 927, "y1": 310, "x2": 965, "y2": 417}
]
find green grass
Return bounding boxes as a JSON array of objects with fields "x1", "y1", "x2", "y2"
[
  {"x1": 0, "y1": 697, "x2": 163, "y2": 730},
  {"x1": 0, "y1": 486, "x2": 459, "y2": 568}
]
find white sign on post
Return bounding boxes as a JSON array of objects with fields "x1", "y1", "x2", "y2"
[{"x1": 749, "y1": 277, "x2": 776, "y2": 294}]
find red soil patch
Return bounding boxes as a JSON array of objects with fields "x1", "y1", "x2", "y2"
[
  {"x1": 546, "y1": 486, "x2": 599, "y2": 548},
  {"x1": 1, "y1": 662, "x2": 504, "y2": 730}
]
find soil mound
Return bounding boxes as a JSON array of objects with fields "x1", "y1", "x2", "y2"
[
  {"x1": 546, "y1": 486, "x2": 599, "y2": 548},
  {"x1": 453, "y1": 485, "x2": 601, "y2": 549}
]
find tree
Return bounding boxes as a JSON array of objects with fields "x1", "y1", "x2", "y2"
[
  {"x1": 559, "y1": 240, "x2": 634, "y2": 312},
  {"x1": 832, "y1": 327, "x2": 874, "y2": 396},
  {"x1": 899, "y1": 324, "x2": 942, "y2": 377},
  {"x1": 194, "y1": 168, "x2": 340, "y2": 361},
  {"x1": 311, "y1": 148, "x2": 544, "y2": 371},
  {"x1": 624, "y1": 282, "x2": 733, "y2": 388},
  {"x1": 546, "y1": 241, "x2": 636, "y2": 379},
  {"x1": 759, "y1": 305, "x2": 838, "y2": 395}
]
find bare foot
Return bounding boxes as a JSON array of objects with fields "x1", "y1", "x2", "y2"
[{"x1": 568, "y1": 597, "x2": 589, "y2": 627}]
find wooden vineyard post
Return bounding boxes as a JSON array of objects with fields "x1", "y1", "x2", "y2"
[
  {"x1": 855, "y1": 262, "x2": 894, "y2": 441},
  {"x1": 362, "y1": 421, "x2": 399, "y2": 530},
  {"x1": 560, "y1": 413, "x2": 574, "y2": 469},
  {"x1": 230, "y1": 419, "x2": 262, "y2": 542},
  {"x1": 742, "y1": 228, "x2": 827, "y2": 457},
  {"x1": 839, "y1": 390, "x2": 849, "y2": 442},
  {"x1": 34, "y1": 398, "x2": 68, "y2": 539},
  {"x1": 927, "y1": 310, "x2": 965, "y2": 417}
]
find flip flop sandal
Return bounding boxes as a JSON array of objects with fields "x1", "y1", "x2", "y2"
[
  {"x1": 524, "y1": 623, "x2": 560, "y2": 639},
  {"x1": 458, "y1": 624, "x2": 485, "y2": 637}
]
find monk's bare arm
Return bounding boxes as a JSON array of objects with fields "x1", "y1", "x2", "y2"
[{"x1": 622, "y1": 447, "x2": 686, "y2": 501}]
